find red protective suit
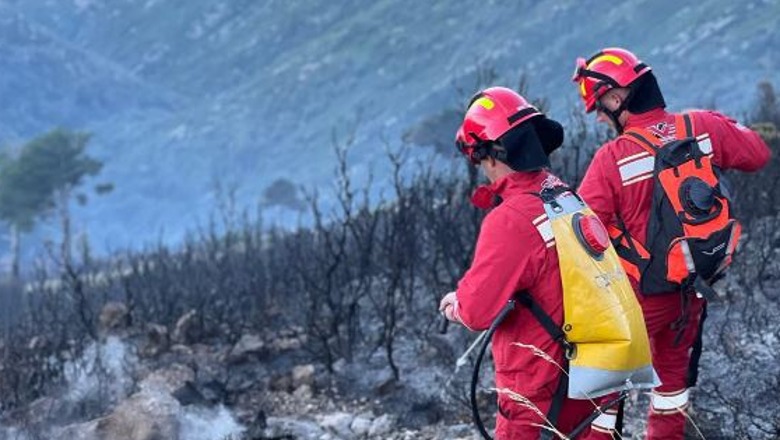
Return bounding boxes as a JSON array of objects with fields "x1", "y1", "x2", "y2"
[
  {"x1": 454, "y1": 170, "x2": 614, "y2": 439},
  {"x1": 578, "y1": 108, "x2": 771, "y2": 439}
]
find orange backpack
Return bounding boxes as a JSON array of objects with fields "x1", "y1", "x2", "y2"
[{"x1": 609, "y1": 113, "x2": 741, "y2": 296}]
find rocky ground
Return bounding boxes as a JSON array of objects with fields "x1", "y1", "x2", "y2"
[
  {"x1": 0, "y1": 301, "x2": 479, "y2": 440},
  {"x1": 0, "y1": 274, "x2": 777, "y2": 440}
]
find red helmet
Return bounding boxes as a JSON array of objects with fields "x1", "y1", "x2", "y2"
[
  {"x1": 571, "y1": 47, "x2": 652, "y2": 113},
  {"x1": 455, "y1": 87, "x2": 560, "y2": 165}
]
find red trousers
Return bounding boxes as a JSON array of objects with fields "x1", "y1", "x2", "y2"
[
  {"x1": 640, "y1": 294, "x2": 705, "y2": 440},
  {"x1": 494, "y1": 375, "x2": 617, "y2": 439}
]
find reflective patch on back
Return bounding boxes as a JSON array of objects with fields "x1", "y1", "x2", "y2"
[
  {"x1": 696, "y1": 134, "x2": 713, "y2": 154},
  {"x1": 533, "y1": 214, "x2": 555, "y2": 248}
]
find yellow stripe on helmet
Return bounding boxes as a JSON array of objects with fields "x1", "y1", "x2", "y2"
[
  {"x1": 472, "y1": 97, "x2": 495, "y2": 110},
  {"x1": 587, "y1": 54, "x2": 624, "y2": 68}
]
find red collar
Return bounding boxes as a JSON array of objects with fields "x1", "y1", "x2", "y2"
[
  {"x1": 490, "y1": 171, "x2": 545, "y2": 194},
  {"x1": 471, "y1": 171, "x2": 548, "y2": 209},
  {"x1": 624, "y1": 108, "x2": 670, "y2": 130}
]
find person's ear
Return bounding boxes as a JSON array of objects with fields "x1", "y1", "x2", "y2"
[
  {"x1": 600, "y1": 93, "x2": 616, "y2": 111},
  {"x1": 612, "y1": 92, "x2": 625, "y2": 109}
]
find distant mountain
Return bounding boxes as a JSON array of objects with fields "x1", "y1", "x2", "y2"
[{"x1": 1, "y1": 0, "x2": 778, "y2": 252}]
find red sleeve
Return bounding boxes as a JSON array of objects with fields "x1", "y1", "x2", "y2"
[
  {"x1": 455, "y1": 208, "x2": 545, "y2": 331},
  {"x1": 577, "y1": 145, "x2": 621, "y2": 228},
  {"x1": 694, "y1": 110, "x2": 771, "y2": 172}
]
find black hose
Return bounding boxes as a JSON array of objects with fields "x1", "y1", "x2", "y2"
[
  {"x1": 471, "y1": 300, "x2": 516, "y2": 440},
  {"x1": 566, "y1": 391, "x2": 628, "y2": 439}
]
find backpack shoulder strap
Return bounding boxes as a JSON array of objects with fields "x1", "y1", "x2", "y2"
[
  {"x1": 621, "y1": 127, "x2": 663, "y2": 155},
  {"x1": 675, "y1": 113, "x2": 695, "y2": 139},
  {"x1": 515, "y1": 291, "x2": 569, "y2": 346}
]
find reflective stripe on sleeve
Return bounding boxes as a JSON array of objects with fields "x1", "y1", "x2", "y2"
[
  {"x1": 616, "y1": 151, "x2": 651, "y2": 165},
  {"x1": 696, "y1": 135, "x2": 713, "y2": 154},
  {"x1": 534, "y1": 217, "x2": 555, "y2": 248},
  {"x1": 619, "y1": 156, "x2": 655, "y2": 182}
]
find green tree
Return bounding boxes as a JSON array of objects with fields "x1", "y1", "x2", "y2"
[
  {"x1": 0, "y1": 129, "x2": 111, "y2": 276},
  {"x1": 0, "y1": 152, "x2": 52, "y2": 278}
]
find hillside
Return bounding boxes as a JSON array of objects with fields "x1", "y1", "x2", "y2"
[{"x1": 1, "y1": 0, "x2": 778, "y2": 251}]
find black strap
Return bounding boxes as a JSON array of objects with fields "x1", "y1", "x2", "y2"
[
  {"x1": 672, "y1": 285, "x2": 693, "y2": 346},
  {"x1": 614, "y1": 399, "x2": 625, "y2": 439},
  {"x1": 516, "y1": 292, "x2": 566, "y2": 343},
  {"x1": 515, "y1": 292, "x2": 572, "y2": 440},
  {"x1": 468, "y1": 92, "x2": 485, "y2": 108},
  {"x1": 687, "y1": 301, "x2": 708, "y2": 387},
  {"x1": 540, "y1": 366, "x2": 569, "y2": 440},
  {"x1": 585, "y1": 51, "x2": 605, "y2": 64},
  {"x1": 578, "y1": 68, "x2": 621, "y2": 89},
  {"x1": 693, "y1": 276, "x2": 717, "y2": 301},
  {"x1": 526, "y1": 186, "x2": 573, "y2": 203},
  {"x1": 508, "y1": 107, "x2": 538, "y2": 125},
  {"x1": 539, "y1": 185, "x2": 576, "y2": 203},
  {"x1": 624, "y1": 130, "x2": 660, "y2": 153},
  {"x1": 612, "y1": 216, "x2": 648, "y2": 268},
  {"x1": 517, "y1": 292, "x2": 635, "y2": 439},
  {"x1": 682, "y1": 113, "x2": 694, "y2": 138}
]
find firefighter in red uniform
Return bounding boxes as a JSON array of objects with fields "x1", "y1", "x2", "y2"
[
  {"x1": 572, "y1": 47, "x2": 771, "y2": 439},
  {"x1": 439, "y1": 87, "x2": 616, "y2": 439}
]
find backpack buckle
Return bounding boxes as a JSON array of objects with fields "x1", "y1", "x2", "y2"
[{"x1": 563, "y1": 340, "x2": 577, "y2": 360}]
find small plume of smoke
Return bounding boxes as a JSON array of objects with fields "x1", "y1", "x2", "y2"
[
  {"x1": 63, "y1": 336, "x2": 138, "y2": 405},
  {"x1": 1, "y1": 336, "x2": 247, "y2": 440},
  {"x1": 178, "y1": 405, "x2": 246, "y2": 440},
  {"x1": 0, "y1": 426, "x2": 32, "y2": 440}
]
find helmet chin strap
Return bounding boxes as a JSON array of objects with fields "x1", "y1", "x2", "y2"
[{"x1": 606, "y1": 105, "x2": 626, "y2": 134}]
